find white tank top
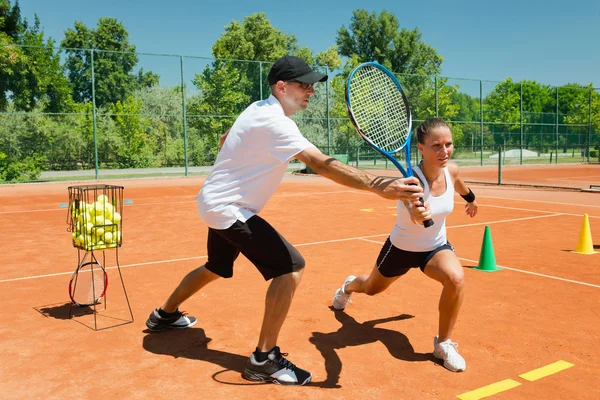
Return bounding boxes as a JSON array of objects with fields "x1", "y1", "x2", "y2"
[{"x1": 390, "y1": 166, "x2": 454, "y2": 251}]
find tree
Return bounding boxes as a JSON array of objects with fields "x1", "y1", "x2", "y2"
[
  {"x1": 336, "y1": 9, "x2": 443, "y2": 76},
  {"x1": 0, "y1": 1, "x2": 71, "y2": 112},
  {"x1": 62, "y1": 17, "x2": 158, "y2": 108},
  {"x1": 189, "y1": 12, "x2": 342, "y2": 165}
]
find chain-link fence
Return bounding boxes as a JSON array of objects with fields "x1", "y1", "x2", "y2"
[{"x1": 1, "y1": 44, "x2": 598, "y2": 189}]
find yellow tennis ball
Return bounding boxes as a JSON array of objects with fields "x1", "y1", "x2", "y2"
[
  {"x1": 112, "y1": 211, "x2": 121, "y2": 224},
  {"x1": 103, "y1": 231, "x2": 113, "y2": 243},
  {"x1": 94, "y1": 227, "x2": 105, "y2": 239},
  {"x1": 94, "y1": 215, "x2": 105, "y2": 226},
  {"x1": 85, "y1": 222, "x2": 94, "y2": 235},
  {"x1": 97, "y1": 194, "x2": 110, "y2": 204},
  {"x1": 103, "y1": 203, "x2": 114, "y2": 219}
]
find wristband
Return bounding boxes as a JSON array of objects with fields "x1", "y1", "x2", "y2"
[{"x1": 460, "y1": 188, "x2": 475, "y2": 203}]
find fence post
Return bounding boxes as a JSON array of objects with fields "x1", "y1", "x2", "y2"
[
  {"x1": 589, "y1": 87, "x2": 593, "y2": 163},
  {"x1": 90, "y1": 48, "x2": 99, "y2": 179},
  {"x1": 520, "y1": 82, "x2": 523, "y2": 165},
  {"x1": 555, "y1": 86, "x2": 559, "y2": 164},
  {"x1": 498, "y1": 145, "x2": 503, "y2": 185},
  {"x1": 435, "y1": 75, "x2": 439, "y2": 117},
  {"x1": 180, "y1": 56, "x2": 189, "y2": 176},
  {"x1": 326, "y1": 67, "x2": 331, "y2": 156},
  {"x1": 480, "y1": 80, "x2": 484, "y2": 166},
  {"x1": 259, "y1": 61, "x2": 263, "y2": 100}
]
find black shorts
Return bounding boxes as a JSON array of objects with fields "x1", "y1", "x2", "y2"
[
  {"x1": 204, "y1": 215, "x2": 305, "y2": 281},
  {"x1": 376, "y1": 237, "x2": 455, "y2": 278}
]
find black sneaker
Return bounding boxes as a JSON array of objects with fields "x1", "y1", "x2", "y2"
[
  {"x1": 145, "y1": 308, "x2": 197, "y2": 332},
  {"x1": 242, "y1": 346, "x2": 312, "y2": 385}
]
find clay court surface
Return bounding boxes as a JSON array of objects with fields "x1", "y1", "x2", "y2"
[{"x1": 1, "y1": 173, "x2": 599, "y2": 399}]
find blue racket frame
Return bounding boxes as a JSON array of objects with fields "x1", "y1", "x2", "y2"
[
  {"x1": 346, "y1": 61, "x2": 434, "y2": 228},
  {"x1": 345, "y1": 62, "x2": 415, "y2": 178}
]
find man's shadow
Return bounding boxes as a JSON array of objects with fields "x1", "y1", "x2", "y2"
[
  {"x1": 309, "y1": 307, "x2": 432, "y2": 388},
  {"x1": 142, "y1": 328, "x2": 253, "y2": 384}
]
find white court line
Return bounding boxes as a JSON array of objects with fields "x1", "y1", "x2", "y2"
[
  {"x1": 0, "y1": 255, "x2": 208, "y2": 283},
  {"x1": 0, "y1": 190, "x2": 362, "y2": 215},
  {"x1": 478, "y1": 195, "x2": 600, "y2": 209},
  {"x1": 0, "y1": 213, "x2": 576, "y2": 285},
  {"x1": 358, "y1": 239, "x2": 600, "y2": 289},
  {"x1": 447, "y1": 213, "x2": 564, "y2": 228},
  {"x1": 458, "y1": 257, "x2": 600, "y2": 289}
]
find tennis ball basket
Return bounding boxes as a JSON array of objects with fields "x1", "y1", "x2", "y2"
[
  {"x1": 65, "y1": 184, "x2": 133, "y2": 330},
  {"x1": 66, "y1": 184, "x2": 124, "y2": 251}
]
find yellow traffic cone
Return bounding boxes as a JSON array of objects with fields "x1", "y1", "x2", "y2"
[{"x1": 572, "y1": 214, "x2": 596, "y2": 255}]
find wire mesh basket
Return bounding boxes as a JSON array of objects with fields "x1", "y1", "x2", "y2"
[{"x1": 66, "y1": 185, "x2": 124, "y2": 251}]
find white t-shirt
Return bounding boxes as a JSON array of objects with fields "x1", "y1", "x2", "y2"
[
  {"x1": 197, "y1": 95, "x2": 315, "y2": 229},
  {"x1": 390, "y1": 166, "x2": 454, "y2": 251}
]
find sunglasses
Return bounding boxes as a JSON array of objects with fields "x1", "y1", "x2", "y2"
[{"x1": 288, "y1": 81, "x2": 316, "y2": 91}]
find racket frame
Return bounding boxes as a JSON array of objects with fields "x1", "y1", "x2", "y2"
[
  {"x1": 69, "y1": 260, "x2": 108, "y2": 307},
  {"x1": 345, "y1": 61, "x2": 434, "y2": 228},
  {"x1": 345, "y1": 62, "x2": 414, "y2": 177}
]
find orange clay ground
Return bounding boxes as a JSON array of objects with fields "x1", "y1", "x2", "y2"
[{"x1": 0, "y1": 174, "x2": 599, "y2": 399}]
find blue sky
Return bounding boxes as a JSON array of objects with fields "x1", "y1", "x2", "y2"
[{"x1": 18, "y1": 0, "x2": 600, "y2": 90}]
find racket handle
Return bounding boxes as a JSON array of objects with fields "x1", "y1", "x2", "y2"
[{"x1": 418, "y1": 196, "x2": 435, "y2": 228}]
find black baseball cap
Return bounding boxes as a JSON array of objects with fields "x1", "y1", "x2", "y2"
[{"x1": 267, "y1": 55, "x2": 328, "y2": 86}]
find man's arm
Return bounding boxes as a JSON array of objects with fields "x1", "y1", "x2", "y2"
[
  {"x1": 295, "y1": 147, "x2": 424, "y2": 201},
  {"x1": 219, "y1": 128, "x2": 231, "y2": 150}
]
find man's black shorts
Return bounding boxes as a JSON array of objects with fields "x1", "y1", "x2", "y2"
[
  {"x1": 205, "y1": 215, "x2": 305, "y2": 280},
  {"x1": 376, "y1": 237, "x2": 455, "y2": 278}
]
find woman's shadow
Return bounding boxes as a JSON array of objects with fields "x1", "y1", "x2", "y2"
[{"x1": 309, "y1": 307, "x2": 432, "y2": 388}]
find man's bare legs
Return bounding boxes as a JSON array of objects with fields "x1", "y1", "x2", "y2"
[
  {"x1": 161, "y1": 265, "x2": 220, "y2": 313},
  {"x1": 256, "y1": 269, "x2": 304, "y2": 352}
]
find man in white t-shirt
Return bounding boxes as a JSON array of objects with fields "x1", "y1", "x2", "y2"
[{"x1": 146, "y1": 56, "x2": 425, "y2": 386}]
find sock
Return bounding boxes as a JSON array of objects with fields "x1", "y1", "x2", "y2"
[
  {"x1": 253, "y1": 347, "x2": 273, "y2": 362},
  {"x1": 157, "y1": 308, "x2": 177, "y2": 318}
]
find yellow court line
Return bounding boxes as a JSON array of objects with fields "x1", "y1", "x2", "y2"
[
  {"x1": 359, "y1": 208, "x2": 374, "y2": 212},
  {"x1": 457, "y1": 379, "x2": 521, "y2": 400},
  {"x1": 519, "y1": 360, "x2": 574, "y2": 381}
]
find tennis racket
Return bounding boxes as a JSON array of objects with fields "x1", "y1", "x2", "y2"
[
  {"x1": 69, "y1": 260, "x2": 108, "y2": 307},
  {"x1": 345, "y1": 62, "x2": 434, "y2": 228}
]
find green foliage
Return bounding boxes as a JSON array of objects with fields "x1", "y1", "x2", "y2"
[
  {"x1": 0, "y1": 1, "x2": 71, "y2": 112},
  {"x1": 61, "y1": 17, "x2": 158, "y2": 108},
  {"x1": 111, "y1": 96, "x2": 153, "y2": 168},
  {"x1": 336, "y1": 9, "x2": 442, "y2": 76}
]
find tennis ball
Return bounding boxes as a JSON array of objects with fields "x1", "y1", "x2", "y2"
[
  {"x1": 103, "y1": 231, "x2": 113, "y2": 243},
  {"x1": 85, "y1": 222, "x2": 94, "y2": 235},
  {"x1": 112, "y1": 211, "x2": 121, "y2": 224},
  {"x1": 103, "y1": 203, "x2": 114, "y2": 219},
  {"x1": 94, "y1": 215, "x2": 105, "y2": 226},
  {"x1": 94, "y1": 227, "x2": 105, "y2": 239},
  {"x1": 97, "y1": 194, "x2": 110, "y2": 204},
  {"x1": 94, "y1": 201, "x2": 105, "y2": 214},
  {"x1": 103, "y1": 220, "x2": 117, "y2": 232}
]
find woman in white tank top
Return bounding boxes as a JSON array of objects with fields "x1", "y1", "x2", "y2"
[{"x1": 332, "y1": 118, "x2": 479, "y2": 373}]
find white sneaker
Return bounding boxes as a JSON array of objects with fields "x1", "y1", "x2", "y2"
[
  {"x1": 332, "y1": 275, "x2": 356, "y2": 310},
  {"x1": 433, "y1": 336, "x2": 466, "y2": 372}
]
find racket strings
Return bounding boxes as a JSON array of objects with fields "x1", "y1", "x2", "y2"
[
  {"x1": 348, "y1": 66, "x2": 410, "y2": 152},
  {"x1": 71, "y1": 264, "x2": 106, "y2": 306}
]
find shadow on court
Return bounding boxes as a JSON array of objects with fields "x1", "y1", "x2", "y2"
[
  {"x1": 142, "y1": 328, "x2": 260, "y2": 385},
  {"x1": 308, "y1": 307, "x2": 432, "y2": 388},
  {"x1": 34, "y1": 302, "x2": 91, "y2": 319}
]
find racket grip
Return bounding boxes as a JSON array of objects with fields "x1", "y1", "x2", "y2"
[{"x1": 419, "y1": 196, "x2": 435, "y2": 228}]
